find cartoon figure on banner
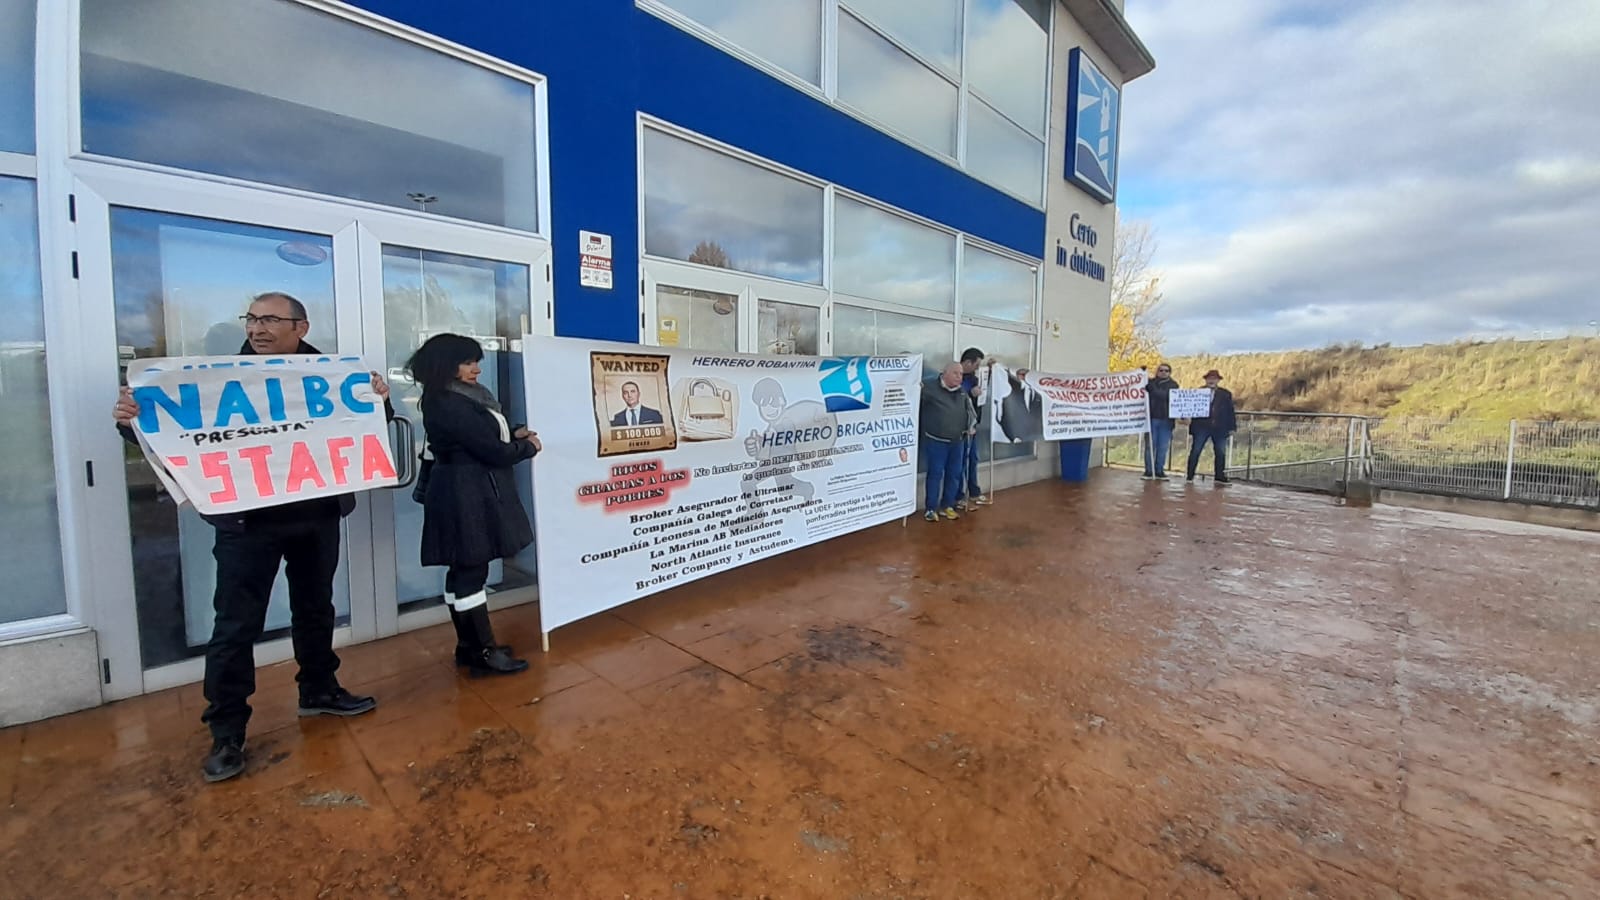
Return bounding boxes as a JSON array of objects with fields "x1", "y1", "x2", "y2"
[
  {"x1": 590, "y1": 352, "x2": 678, "y2": 457},
  {"x1": 672, "y1": 377, "x2": 737, "y2": 441},
  {"x1": 741, "y1": 377, "x2": 835, "y2": 506},
  {"x1": 988, "y1": 362, "x2": 1044, "y2": 443}
]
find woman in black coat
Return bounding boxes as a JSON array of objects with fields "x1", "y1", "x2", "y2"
[{"x1": 405, "y1": 333, "x2": 537, "y2": 676}]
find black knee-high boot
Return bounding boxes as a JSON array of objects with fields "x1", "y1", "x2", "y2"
[
  {"x1": 458, "y1": 605, "x2": 529, "y2": 677},
  {"x1": 448, "y1": 606, "x2": 477, "y2": 666}
]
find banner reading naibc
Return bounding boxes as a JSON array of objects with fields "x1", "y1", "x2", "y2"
[
  {"x1": 126, "y1": 355, "x2": 398, "y2": 515},
  {"x1": 1017, "y1": 368, "x2": 1151, "y2": 440},
  {"x1": 526, "y1": 336, "x2": 921, "y2": 633}
]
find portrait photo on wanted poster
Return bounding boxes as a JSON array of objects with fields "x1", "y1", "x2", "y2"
[{"x1": 590, "y1": 351, "x2": 678, "y2": 457}]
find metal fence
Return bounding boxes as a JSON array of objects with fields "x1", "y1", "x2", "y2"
[{"x1": 1103, "y1": 414, "x2": 1600, "y2": 510}]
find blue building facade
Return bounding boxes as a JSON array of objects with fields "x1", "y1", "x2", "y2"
[{"x1": 0, "y1": 0, "x2": 1151, "y2": 723}]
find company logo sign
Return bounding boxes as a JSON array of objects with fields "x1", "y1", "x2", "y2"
[
  {"x1": 1065, "y1": 48, "x2": 1120, "y2": 203},
  {"x1": 818, "y1": 357, "x2": 872, "y2": 412}
]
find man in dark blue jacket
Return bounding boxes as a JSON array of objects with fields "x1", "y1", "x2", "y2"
[
  {"x1": 113, "y1": 292, "x2": 390, "y2": 783},
  {"x1": 1186, "y1": 369, "x2": 1237, "y2": 484}
]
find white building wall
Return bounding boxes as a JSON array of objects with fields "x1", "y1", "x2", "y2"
[{"x1": 1039, "y1": 12, "x2": 1119, "y2": 378}]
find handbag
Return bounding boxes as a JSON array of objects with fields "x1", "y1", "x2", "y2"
[{"x1": 411, "y1": 449, "x2": 433, "y2": 504}]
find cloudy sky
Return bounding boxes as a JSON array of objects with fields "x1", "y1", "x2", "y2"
[{"x1": 1117, "y1": 0, "x2": 1600, "y2": 354}]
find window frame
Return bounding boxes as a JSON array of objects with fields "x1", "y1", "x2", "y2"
[
  {"x1": 638, "y1": 0, "x2": 1056, "y2": 210},
  {"x1": 636, "y1": 117, "x2": 1042, "y2": 467},
  {"x1": 68, "y1": 0, "x2": 554, "y2": 240},
  {"x1": 638, "y1": 116, "x2": 830, "y2": 290},
  {"x1": 834, "y1": 6, "x2": 962, "y2": 162}
]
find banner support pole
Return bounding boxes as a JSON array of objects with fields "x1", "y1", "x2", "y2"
[{"x1": 986, "y1": 362, "x2": 996, "y2": 502}]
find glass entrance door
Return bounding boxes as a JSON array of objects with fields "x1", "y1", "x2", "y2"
[
  {"x1": 73, "y1": 170, "x2": 551, "y2": 694},
  {"x1": 71, "y1": 173, "x2": 372, "y2": 697},
  {"x1": 109, "y1": 210, "x2": 360, "y2": 670},
  {"x1": 358, "y1": 223, "x2": 551, "y2": 634}
]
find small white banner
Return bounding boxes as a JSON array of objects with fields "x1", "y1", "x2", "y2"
[
  {"x1": 1168, "y1": 388, "x2": 1214, "y2": 419},
  {"x1": 125, "y1": 355, "x2": 397, "y2": 515}
]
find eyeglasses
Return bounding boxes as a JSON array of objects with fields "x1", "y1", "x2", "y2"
[{"x1": 239, "y1": 314, "x2": 305, "y2": 326}]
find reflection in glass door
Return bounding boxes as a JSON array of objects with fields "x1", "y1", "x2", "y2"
[
  {"x1": 655, "y1": 285, "x2": 738, "y2": 351},
  {"x1": 380, "y1": 247, "x2": 535, "y2": 613},
  {"x1": 108, "y1": 209, "x2": 353, "y2": 668},
  {"x1": 757, "y1": 297, "x2": 820, "y2": 355}
]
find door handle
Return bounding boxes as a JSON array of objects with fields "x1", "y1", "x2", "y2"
[{"x1": 390, "y1": 415, "x2": 417, "y2": 488}]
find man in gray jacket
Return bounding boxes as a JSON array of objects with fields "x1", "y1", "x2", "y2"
[{"x1": 920, "y1": 362, "x2": 976, "y2": 521}]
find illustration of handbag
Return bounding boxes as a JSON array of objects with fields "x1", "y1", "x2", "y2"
[{"x1": 680, "y1": 378, "x2": 735, "y2": 441}]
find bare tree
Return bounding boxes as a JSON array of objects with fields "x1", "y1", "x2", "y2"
[
  {"x1": 688, "y1": 241, "x2": 731, "y2": 270},
  {"x1": 1107, "y1": 220, "x2": 1166, "y2": 372}
]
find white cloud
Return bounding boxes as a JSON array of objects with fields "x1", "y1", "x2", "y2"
[{"x1": 1120, "y1": 0, "x2": 1600, "y2": 352}]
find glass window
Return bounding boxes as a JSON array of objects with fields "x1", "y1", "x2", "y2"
[
  {"x1": 834, "y1": 304, "x2": 952, "y2": 382},
  {"x1": 842, "y1": 0, "x2": 961, "y2": 75},
  {"x1": 381, "y1": 247, "x2": 536, "y2": 614},
  {"x1": 0, "y1": 177, "x2": 65, "y2": 624},
  {"x1": 109, "y1": 208, "x2": 350, "y2": 666},
  {"x1": 967, "y1": 0, "x2": 1049, "y2": 136},
  {"x1": 643, "y1": 130, "x2": 824, "y2": 284},
  {"x1": 961, "y1": 244, "x2": 1037, "y2": 323},
  {"x1": 967, "y1": 98, "x2": 1046, "y2": 205},
  {"x1": 758, "y1": 298, "x2": 819, "y2": 355},
  {"x1": 656, "y1": 285, "x2": 739, "y2": 353},
  {"x1": 958, "y1": 325, "x2": 1034, "y2": 376},
  {"x1": 838, "y1": 12, "x2": 958, "y2": 158},
  {"x1": 654, "y1": 0, "x2": 822, "y2": 86},
  {"x1": 959, "y1": 323, "x2": 1037, "y2": 461},
  {"x1": 0, "y1": 0, "x2": 35, "y2": 154},
  {"x1": 834, "y1": 197, "x2": 956, "y2": 313},
  {"x1": 79, "y1": 0, "x2": 540, "y2": 231}
]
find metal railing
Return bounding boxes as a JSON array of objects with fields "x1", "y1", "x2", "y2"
[{"x1": 1103, "y1": 414, "x2": 1600, "y2": 510}]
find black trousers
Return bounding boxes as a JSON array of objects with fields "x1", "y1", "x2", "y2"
[
  {"x1": 202, "y1": 517, "x2": 342, "y2": 740},
  {"x1": 445, "y1": 563, "x2": 491, "y2": 599}
]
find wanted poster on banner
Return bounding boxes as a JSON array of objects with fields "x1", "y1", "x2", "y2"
[
  {"x1": 125, "y1": 355, "x2": 397, "y2": 515},
  {"x1": 527, "y1": 337, "x2": 922, "y2": 633},
  {"x1": 1019, "y1": 369, "x2": 1151, "y2": 441}
]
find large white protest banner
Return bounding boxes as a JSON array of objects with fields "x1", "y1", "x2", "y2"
[
  {"x1": 125, "y1": 355, "x2": 397, "y2": 515},
  {"x1": 526, "y1": 336, "x2": 921, "y2": 633},
  {"x1": 1168, "y1": 388, "x2": 1214, "y2": 419},
  {"x1": 1019, "y1": 369, "x2": 1151, "y2": 441}
]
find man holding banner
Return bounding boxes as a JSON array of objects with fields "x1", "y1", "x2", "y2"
[
  {"x1": 1143, "y1": 363, "x2": 1179, "y2": 479},
  {"x1": 112, "y1": 292, "x2": 393, "y2": 783},
  {"x1": 1185, "y1": 369, "x2": 1237, "y2": 484}
]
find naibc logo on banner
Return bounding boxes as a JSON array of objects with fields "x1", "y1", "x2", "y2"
[
  {"x1": 126, "y1": 355, "x2": 397, "y2": 515},
  {"x1": 818, "y1": 357, "x2": 873, "y2": 412}
]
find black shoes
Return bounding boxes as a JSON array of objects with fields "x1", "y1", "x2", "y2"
[
  {"x1": 202, "y1": 736, "x2": 246, "y2": 783},
  {"x1": 298, "y1": 686, "x2": 378, "y2": 718},
  {"x1": 461, "y1": 645, "x2": 530, "y2": 677},
  {"x1": 1216, "y1": 476, "x2": 1233, "y2": 484}
]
